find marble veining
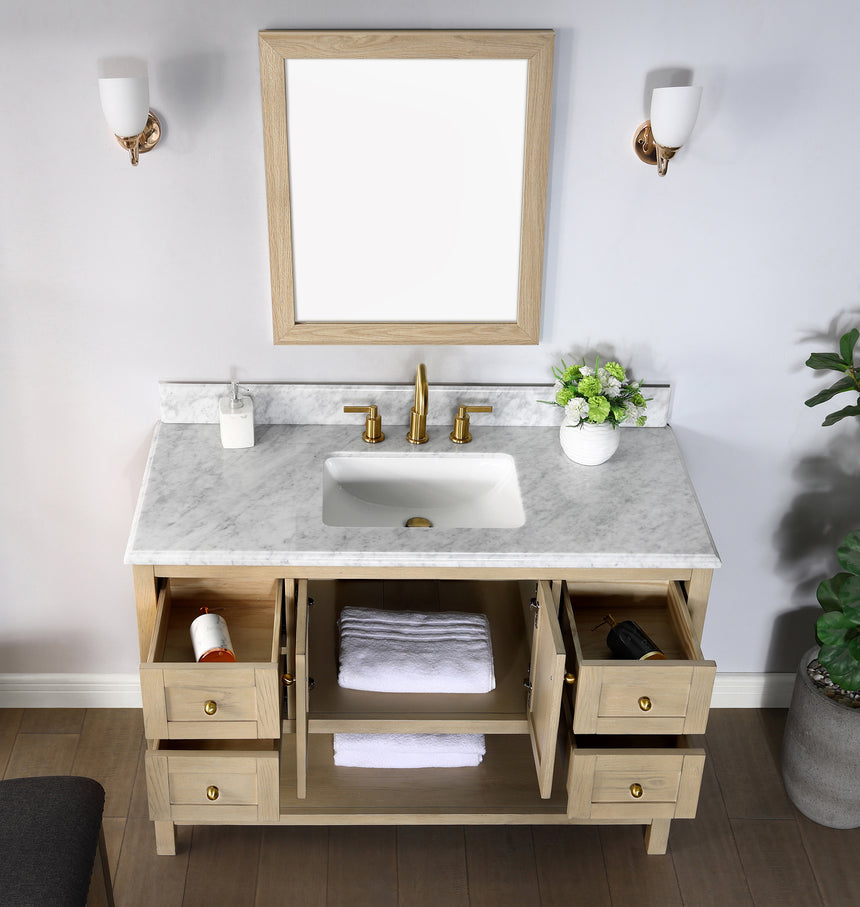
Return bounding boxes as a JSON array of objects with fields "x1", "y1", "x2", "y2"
[
  {"x1": 158, "y1": 382, "x2": 672, "y2": 428},
  {"x1": 125, "y1": 419, "x2": 720, "y2": 570}
]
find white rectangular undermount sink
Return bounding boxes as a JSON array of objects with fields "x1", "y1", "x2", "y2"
[{"x1": 322, "y1": 453, "x2": 525, "y2": 528}]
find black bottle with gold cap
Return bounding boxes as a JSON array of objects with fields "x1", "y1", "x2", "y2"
[{"x1": 594, "y1": 614, "x2": 666, "y2": 660}]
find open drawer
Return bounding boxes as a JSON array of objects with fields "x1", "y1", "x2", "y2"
[
  {"x1": 566, "y1": 733, "x2": 705, "y2": 821},
  {"x1": 560, "y1": 580, "x2": 715, "y2": 735},
  {"x1": 146, "y1": 739, "x2": 279, "y2": 824},
  {"x1": 140, "y1": 577, "x2": 286, "y2": 740}
]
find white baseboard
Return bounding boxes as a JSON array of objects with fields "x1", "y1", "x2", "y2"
[
  {"x1": 709, "y1": 673, "x2": 795, "y2": 708},
  {"x1": 0, "y1": 672, "x2": 794, "y2": 710},
  {"x1": 0, "y1": 674, "x2": 142, "y2": 708}
]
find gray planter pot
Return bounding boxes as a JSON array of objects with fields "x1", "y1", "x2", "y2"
[{"x1": 781, "y1": 646, "x2": 860, "y2": 828}]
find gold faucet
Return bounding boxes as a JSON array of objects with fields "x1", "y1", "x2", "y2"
[{"x1": 406, "y1": 363, "x2": 429, "y2": 444}]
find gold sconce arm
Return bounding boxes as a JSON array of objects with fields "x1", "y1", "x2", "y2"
[
  {"x1": 115, "y1": 111, "x2": 162, "y2": 166},
  {"x1": 634, "y1": 121, "x2": 679, "y2": 177}
]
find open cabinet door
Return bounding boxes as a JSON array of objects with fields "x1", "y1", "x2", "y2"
[
  {"x1": 295, "y1": 579, "x2": 310, "y2": 798},
  {"x1": 527, "y1": 580, "x2": 566, "y2": 797}
]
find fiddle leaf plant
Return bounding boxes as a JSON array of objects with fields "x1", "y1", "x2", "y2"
[
  {"x1": 805, "y1": 327, "x2": 860, "y2": 426},
  {"x1": 816, "y1": 529, "x2": 860, "y2": 691}
]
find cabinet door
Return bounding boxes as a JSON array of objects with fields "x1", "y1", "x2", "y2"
[
  {"x1": 527, "y1": 580, "x2": 566, "y2": 798},
  {"x1": 295, "y1": 579, "x2": 310, "y2": 799}
]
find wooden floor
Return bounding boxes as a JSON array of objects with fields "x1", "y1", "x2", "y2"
[{"x1": 1, "y1": 708, "x2": 857, "y2": 906}]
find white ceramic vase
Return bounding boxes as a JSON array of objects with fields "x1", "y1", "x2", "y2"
[{"x1": 559, "y1": 421, "x2": 621, "y2": 466}]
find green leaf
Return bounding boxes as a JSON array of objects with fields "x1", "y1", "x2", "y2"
[
  {"x1": 839, "y1": 328, "x2": 859, "y2": 367},
  {"x1": 817, "y1": 610, "x2": 855, "y2": 646},
  {"x1": 818, "y1": 573, "x2": 852, "y2": 612},
  {"x1": 818, "y1": 644, "x2": 860, "y2": 691},
  {"x1": 804, "y1": 376, "x2": 857, "y2": 407},
  {"x1": 837, "y1": 530, "x2": 860, "y2": 576},
  {"x1": 821, "y1": 402, "x2": 860, "y2": 426},
  {"x1": 806, "y1": 352, "x2": 848, "y2": 371},
  {"x1": 842, "y1": 595, "x2": 860, "y2": 624}
]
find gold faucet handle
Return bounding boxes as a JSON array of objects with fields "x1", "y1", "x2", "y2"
[
  {"x1": 344, "y1": 405, "x2": 385, "y2": 443},
  {"x1": 450, "y1": 405, "x2": 493, "y2": 444}
]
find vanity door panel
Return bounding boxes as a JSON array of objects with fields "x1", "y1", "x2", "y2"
[
  {"x1": 560, "y1": 580, "x2": 715, "y2": 735},
  {"x1": 295, "y1": 579, "x2": 311, "y2": 798},
  {"x1": 527, "y1": 580, "x2": 566, "y2": 798}
]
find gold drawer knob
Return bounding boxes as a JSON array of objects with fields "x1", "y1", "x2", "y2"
[
  {"x1": 206, "y1": 785, "x2": 220, "y2": 801},
  {"x1": 203, "y1": 700, "x2": 218, "y2": 716},
  {"x1": 638, "y1": 696, "x2": 652, "y2": 712},
  {"x1": 564, "y1": 673, "x2": 577, "y2": 685},
  {"x1": 630, "y1": 783, "x2": 644, "y2": 799}
]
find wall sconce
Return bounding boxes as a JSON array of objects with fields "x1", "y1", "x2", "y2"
[
  {"x1": 634, "y1": 86, "x2": 702, "y2": 176},
  {"x1": 98, "y1": 59, "x2": 162, "y2": 166}
]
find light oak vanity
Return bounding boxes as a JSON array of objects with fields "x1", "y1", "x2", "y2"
[{"x1": 127, "y1": 387, "x2": 719, "y2": 856}]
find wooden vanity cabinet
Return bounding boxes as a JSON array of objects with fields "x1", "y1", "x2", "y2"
[{"x1": 133, "y1": 566, "x2": 714, "y2": 857}]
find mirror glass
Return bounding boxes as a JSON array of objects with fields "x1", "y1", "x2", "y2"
[{"x1": 259, "y1": 31, "x2": 554, "y2": 344}]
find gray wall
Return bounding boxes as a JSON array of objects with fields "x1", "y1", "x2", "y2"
[{"x1": 2, "y1": 0, "x2": 858, "y2": 679}]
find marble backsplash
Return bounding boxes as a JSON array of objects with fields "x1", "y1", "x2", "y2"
[{"x1": 159, "y1": 382, "x2": 671, "y2": 427}]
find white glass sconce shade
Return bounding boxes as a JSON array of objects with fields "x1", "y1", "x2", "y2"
[
  {"x1": 97, "y1": 58, "x2": 161, "y2": 166},
  {"x1": 98, "y1": 75, "x2": 150, "y2": 137},
  {"x1": 649, "y1": 86, "x2": 702, "y2": 149}
]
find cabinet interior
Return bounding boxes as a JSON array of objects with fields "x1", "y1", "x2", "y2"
[
  {"x1": 303, "y1": 579, "x2": 534, "y2": 731},
  {"x1": 151, "y1": 577, "x2": 281, "y2": 664},
  {"x1": 565, "y1": 580, "x2": 700, "y2": 662}
]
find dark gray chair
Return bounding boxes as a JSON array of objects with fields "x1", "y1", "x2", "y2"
[{"x1": 0, "y1": 776, "x2": 114, "y2": 906}]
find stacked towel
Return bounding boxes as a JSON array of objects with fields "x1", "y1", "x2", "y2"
[
  {"x1": 337, "y1": 606, "x2": 496, "y2": 694},
  {"x1": 333, "y1": 733, "x2": 486, "y2": 768}
]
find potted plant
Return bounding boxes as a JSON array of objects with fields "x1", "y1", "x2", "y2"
[
  {"x1": 781, "y1": 327, "x2": 860, "y2": 828},
  {"x1": 541, "y1": 356, "x2": 647, "y2": 465}
]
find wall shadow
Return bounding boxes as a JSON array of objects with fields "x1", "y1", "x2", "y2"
[{"x1": 771, "y1": 315, "x2": 860, "y2": 670}]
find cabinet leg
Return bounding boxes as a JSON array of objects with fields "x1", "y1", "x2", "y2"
[
  {"x1": 644, "y1": 818, "x2": 671, "y2": 854},
  {"x1": 154, "y1": 820, "x2": 176, "y2": 856}
]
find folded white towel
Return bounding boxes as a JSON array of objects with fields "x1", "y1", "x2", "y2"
[
  {"x1": 333, "y1": 733, "x2": 486, "y2": 768},
  {"x1": 338, "y1": 606, "x2": 495, "y2": 694}
]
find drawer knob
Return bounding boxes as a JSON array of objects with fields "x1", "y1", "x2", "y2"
[
  {"x1": 206, "y1": 785, "x2": 220, "y2": 801},
  {"x1": 203, "y1": 700, "x2": 218, "y2": 716},
  {"x1": 630, "y1": 783, "x2": 644, "y2": 799},
  {"x1": 564, "y1": 673, "x2": 576, "y2": 685},
  {"x1": 638, "y1": 696, "x2": 652, "y2": 712}
]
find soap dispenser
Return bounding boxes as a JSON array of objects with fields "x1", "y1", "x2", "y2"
[{"x1": 219, "y1": 381, "x2": 254, "y2": 449}]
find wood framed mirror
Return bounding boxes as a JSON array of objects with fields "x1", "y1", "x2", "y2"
[{"x1": 259, "y1": 30, "x2": 554, "y2": 345}]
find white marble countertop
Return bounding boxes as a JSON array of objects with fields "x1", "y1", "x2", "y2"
[{"x1": 125, "y1": 421, "x2": 720, "y2": 571}]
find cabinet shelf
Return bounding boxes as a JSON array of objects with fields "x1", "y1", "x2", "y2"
[
  {"x1": 303, "y1": 579, "x2": 534, "y2": 733},
  {"x1": 278, "y1": 733, "x2": 568, "y2": 818}
]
